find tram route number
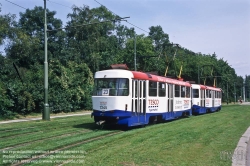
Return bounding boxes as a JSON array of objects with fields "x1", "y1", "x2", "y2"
[{"x1": 102, "y1": 89, "x2": 109, "y2": 96}]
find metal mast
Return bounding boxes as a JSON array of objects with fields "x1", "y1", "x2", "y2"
[{"x1": 43, "y1": 0, "x2": 50, "y2": 120}]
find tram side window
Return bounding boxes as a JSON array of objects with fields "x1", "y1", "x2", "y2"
[
  {"x1": 209, "y1": 90, "x2": 212, "y2": 98},
  {"x1": 175, "y1": 85, "x2": 180, "y2": 97},
  {"x1": 206, "y1": 90, "x2": 209, "y2": 98},
  {"x1": 149, "y1": 81, "x2": 157, "y2": 96},
  {"x1": 132, "y1": 81, "x2": 134, "y2": 97},
  {"x1": 186, "y1": 87, "x2": 190, "y2": 98},
  {"x1": 181, "y1": 86, "x2": 185, "y2": 97},
  {"x1": 135, "y1": 81, "x2": 138, "y2": 98},
  {"x1": 192, "y1": 89, "x2": 199, "y2": 98},
  {"x1": 140, "y1": 81, "x2": 142, "y2": 98},
  {"x1": 168, "y1": 84, "x2": 173, "y2": 98},
  {"x1": 158, "y1": 82, "x2": 166, "y2": 97},
  {"x1": 143, "y1": 81, "x2": 146, "y2": 97}
]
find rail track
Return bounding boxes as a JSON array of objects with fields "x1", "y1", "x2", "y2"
[
  {"x1": 10, "y1": 131, "x2": 123, "y2": 166},
  {"x1": 0, "y1": 129, "x2": 92, "y2": 151},
  {"x1": 0, "y1": 115, "x2": 125, "y2": 166}
]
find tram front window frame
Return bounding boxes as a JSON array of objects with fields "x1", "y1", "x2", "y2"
[{"x1": 93, "y1": 78, "x2": 129, "y2": 96}]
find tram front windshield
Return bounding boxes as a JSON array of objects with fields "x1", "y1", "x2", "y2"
[{"x1": 93, "y1": 78, "x2": 129, "y2": 96}]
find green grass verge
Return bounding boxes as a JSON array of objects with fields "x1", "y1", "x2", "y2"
[
  {"x1": 0, "y1": 110, "x2": 91, "y2": 121},
  {"x1": 1, "y1": 105, "x2": 250, "y2": 166}
]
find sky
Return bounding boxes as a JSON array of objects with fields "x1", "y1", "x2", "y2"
[{"x1": 1, "y1": 0, "x2": 249, "y2": 77}]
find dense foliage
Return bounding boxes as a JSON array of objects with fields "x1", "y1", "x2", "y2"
[{"x1": 0, "y1": 5, "x2": 249, "y2": 118}]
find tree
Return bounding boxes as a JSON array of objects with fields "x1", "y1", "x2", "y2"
[
  {"x1": 148, "y1": 25, "x2": 170, "y2": 55},
  {"x1": 49, "y1": 60, "x2": 93, "y2": 112},
  {"x1": 123, "y1": 34, "x2": 155, "y2": 71},
  {"x1": 5, "y1": 6, "x2": 64, "y2": 68},
  {"x1": 0, "y1": 6, "x2": 17, "y2": 46},
  {"x1": 65, "y1": 6, "x2": 117, "y2": 72}
]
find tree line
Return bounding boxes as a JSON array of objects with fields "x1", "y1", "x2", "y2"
[{"x1": 0, "y1": 5, "x2": 249, "y2": 118}]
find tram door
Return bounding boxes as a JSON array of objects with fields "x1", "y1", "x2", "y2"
[
  {"x1": 168, "y1": 84, "x2": 173, "y2": 112},
  {"x1": 212, "y1": 91, "x2": 215, "y2": 108},
  {"x1": 201, "y1": 90, "x2": 205, "y2": 108},
  {"x1": 132, "y1": 80, "x2": 146, "y2": 123}
]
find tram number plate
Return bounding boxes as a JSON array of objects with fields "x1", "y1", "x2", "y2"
[{"x1": 100, "y1": 106, "x2": 107, "y2": 109}]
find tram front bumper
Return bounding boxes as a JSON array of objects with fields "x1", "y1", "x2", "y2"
[{"x1": 92, "y1": 110, "x2": 132, "y2": 118}]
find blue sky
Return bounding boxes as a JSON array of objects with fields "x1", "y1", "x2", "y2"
[{"x1": 1, "y1": 0, "x2": 249, "y2": 77}]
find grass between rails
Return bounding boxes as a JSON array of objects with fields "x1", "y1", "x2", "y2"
[{"x1": 0, "y1": 105, "x2": 250, "y2": 166}]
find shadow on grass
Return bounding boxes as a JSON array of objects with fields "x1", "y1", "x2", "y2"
[
  {"x1": 73, "y1": 122, "x2": 139, "y2": 131},
  {"x1": 73, "y1": 122, "x2": 99, "y2": 130},
  {"x1": 73, "y1": 115, "x2": 196, "y2": 131},
  {"x1": 192, "y1": 110, "x2": 218, "y2": 117}
]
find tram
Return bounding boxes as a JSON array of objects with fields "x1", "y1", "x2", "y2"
[
  {"x1": 191, "y1": 84, "x2": 222, "y2": 115},
  {"x1": 91, "y1": 64, "x2": 193, "y2": 127}
]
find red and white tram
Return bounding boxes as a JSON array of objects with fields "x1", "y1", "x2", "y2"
[
  {"x1": 191, "y1": 84, "x2": 222, "y2": 115},
  {"x1": 91, "y1": 65, "x2": 193, "y2": 127}
]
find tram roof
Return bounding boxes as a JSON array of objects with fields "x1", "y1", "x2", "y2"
[
  {"x1": 192, "y1": 84, "x2": 222, "y2": 91},
  {"x1": 206, "y1": 86, "x2": 222, "y2": 91},
  {"x1": 95, "y1": 69, "x2": 224, "y2": 90},
  {"x1": 95, "y1": 69, "x2": 191, "y2": 86},
  {"x1": 131, "y1": 71, "x2": 191, "y2": 87},
  {"x1": 95, "y1": 69, "x2": 225, "y2": 92}
]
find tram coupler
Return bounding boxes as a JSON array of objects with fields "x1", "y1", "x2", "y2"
[{"x1": 96, "y1": 120, "x2": 106, "y2": 125}]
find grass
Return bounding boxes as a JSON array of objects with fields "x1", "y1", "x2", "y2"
[
  {"x1": 0, "y1": 110, "x2": 92, "y2": 121},
  {"x1": 0, "y1": 104, "x2": 250, "y2": 166},
  {"x1": 78, "y1": 105, "x2": 250, "y2": 166}
]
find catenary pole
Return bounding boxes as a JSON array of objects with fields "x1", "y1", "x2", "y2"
[
  {"x1": 234, "y1": 82, "x2": 236, "y2": 104},
  {"x1": 134, "y1": 33, "x2": 136, "y2": 71},
  {"x1": 227, "y1": 82, "x2": 228, "y2": 105},
  {"x1": 243, "y1": 77, "x2": 246, "y2": 102},
  {"x1": 43, "y1": 0, "x2": 50, "y2": 120}
]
